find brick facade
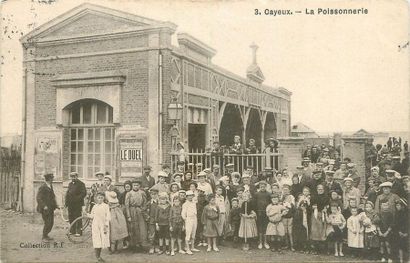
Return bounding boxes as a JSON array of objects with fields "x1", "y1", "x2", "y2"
[{"x1": 20, "y1": 3, "x2": 291, "y2": 212}]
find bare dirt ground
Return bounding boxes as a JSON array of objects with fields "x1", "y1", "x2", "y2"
[{"x1": 1, "y1": 208, "x2": 369, "y2": 263}]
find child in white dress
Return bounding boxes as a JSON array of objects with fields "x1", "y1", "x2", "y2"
[{"x1": 89, "y1": 192, "x2": 111, "y2": 262}]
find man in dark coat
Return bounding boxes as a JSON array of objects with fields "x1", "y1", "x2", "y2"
[
  {"x1": 65, "y1": 172, "x2": 87, "y2": 236},
  {"x1": 36, "y1": 173, "x2": 58, "y2": 241},
  {"x1": 139, "y1": 165, "x2": 155, "y2": 192},
  {"x1": 323, "y1": 170, "x2": 343, "y2": 196}
]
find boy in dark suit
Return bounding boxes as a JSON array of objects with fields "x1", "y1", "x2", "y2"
[{"x1": 36, "y1": 173, "x2": 58, "y2": 241}]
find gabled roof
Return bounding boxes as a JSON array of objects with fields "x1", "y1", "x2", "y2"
[
  {"x1": 20, "y1": 3, "x2": 176, "y2": 43},
  {"x1": 291, "y1": 122, "x2": 317, "y2": 133},
  {"x1": 353, "y1": 129, "x2": 373, "y2": 136}
]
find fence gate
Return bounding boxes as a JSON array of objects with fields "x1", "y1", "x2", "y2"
[{"x1": 0, "y1": 146, "x2": 21, "y2": 210}]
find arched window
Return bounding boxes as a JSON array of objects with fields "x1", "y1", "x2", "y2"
[{"x1": 67, "y1": 99, "x2": 115, "y2": 179}]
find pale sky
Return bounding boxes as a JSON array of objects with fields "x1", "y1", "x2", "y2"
[{"x1": 1, "y1": 0, "x2": 409, "y2": 136}]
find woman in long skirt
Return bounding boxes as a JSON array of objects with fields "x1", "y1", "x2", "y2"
[
  {"x1": 293, "y1": 189, "x2": 311, "y2": 252},
  {"x1": 125, "y1": 180, "x2": 148, "y2": 250},
  {"x1": 310, "y1": 184, "x2": 330, "y2": 254},
  {"x1": 106, "y1": 191, "x2": 128, "y2": 253},
  {"x1": 238, "y1": 193, "x2": 258, "y2": 244}
]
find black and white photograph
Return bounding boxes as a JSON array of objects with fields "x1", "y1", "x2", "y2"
[{"x1": 0, "y1": 0, "x2": 409, "y2": 262}]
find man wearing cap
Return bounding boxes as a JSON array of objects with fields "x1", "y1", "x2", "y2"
[
  {"x1": 36, "y1": 173, "x2": 58, "y2": 241},
  {"x1": 385, "y1": 170, "x2": 406, "y2": 198},
  {"x1": 139, "y1": 166, "x2": 155, "y2": 191},
  {"x1": 253, "y1": 180, "x2": 270, "y2": 249},
  {"x1": 150, "y1": 171, "x2": 170, "y2": 194},
  {"x1": 375, "y1": 181, "x2": 400, "y2": 216},
  {"x1": 65, "y1": 172, "x2": 87, "y2": 236},
  {"x1": 342, "y1": 177, "x2": 361, "y2": 210}
]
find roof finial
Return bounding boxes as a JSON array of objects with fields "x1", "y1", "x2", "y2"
[{"x1": 250, "y1": 42, "x2": 259, "y2": 64}]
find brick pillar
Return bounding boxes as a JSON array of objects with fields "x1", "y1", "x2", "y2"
[
  {"x1": 341, "y1": 136, "x2": 370, "y2": 194},
  {"x1": 277, "y1": 137, "x2": 304, "y2": 172}
]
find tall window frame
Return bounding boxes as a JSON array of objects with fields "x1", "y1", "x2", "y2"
[{"x1": 68, "y1": 99, "x2": 115, "y2": 179}]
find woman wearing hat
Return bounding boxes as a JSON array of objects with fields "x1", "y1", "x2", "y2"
[
  {"x1": 181, "y1": 171, "x2": 194, "y2": 191},
  {"x1": 106, "y1": 190, "x2": 128, "y2": 254}
]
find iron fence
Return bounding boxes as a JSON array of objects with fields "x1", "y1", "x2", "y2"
[{"x1": 170, "y1": 150, "x2": 282, "y2": 177}]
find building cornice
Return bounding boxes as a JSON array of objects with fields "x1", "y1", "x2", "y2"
[
  {"x1": 22, "y1": 25, "x2": 175, "y2": 48},
  {"x1": 22, "y1": 46, "x2": 173, "y2": 63}
]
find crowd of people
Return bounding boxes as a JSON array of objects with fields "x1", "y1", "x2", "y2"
[{"x1": 35, "y1": 136, "x2": 410, "y2": 263}]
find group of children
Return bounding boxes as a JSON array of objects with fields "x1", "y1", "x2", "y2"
[{"x1": 86, "y1": 165, "x2": 409, "y2": 263}]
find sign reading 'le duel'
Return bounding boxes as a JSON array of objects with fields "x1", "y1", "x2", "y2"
[
  {"x1": 120, "y1": 148, "x2": 142, "y2": 161},
  {"x1": 119, "y1": 139, "x2": 143, "y2": 177}
]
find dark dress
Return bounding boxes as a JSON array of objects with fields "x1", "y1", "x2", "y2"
[
  {"x1": 169, "y1": 205, "x2": 183, "y2": 239},
  {"x1": 229, "y1": 207, "x2": 241, "y2": 238},
  {"x1": 309, "y1": 194, "x2": 329, "y2": 241},
  {"x1": 392, "y1": 209, "x2": 408, "y2": 250},
  {"x1": 293, "y1": 202, "x2": 311, "y2": 248},
  {"x1": 291, "y1": 183, "x2": 302, "y2": 199},
  {"x1": 379, "y1": 211, "x2": 394, "y2": 242}
]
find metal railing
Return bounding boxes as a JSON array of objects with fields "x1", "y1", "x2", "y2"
[{"x1": 170, "y1": 151, "x2": 282, "y2": 177}]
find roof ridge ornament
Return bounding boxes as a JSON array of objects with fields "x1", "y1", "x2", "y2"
[{"x1": 246, "y1": 42, "x2": 265, "y2": 84}]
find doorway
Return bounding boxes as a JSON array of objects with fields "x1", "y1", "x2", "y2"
[{"x1": 188, "y1": 124, "x2": 207, "y2": 152}]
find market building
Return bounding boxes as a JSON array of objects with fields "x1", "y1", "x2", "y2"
[{"x1": 20, "y1": 3, "x2": 291, "y2": 211}]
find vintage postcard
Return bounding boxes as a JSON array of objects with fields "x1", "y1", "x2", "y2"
[{"x1": 0, "y1": 0, "x2": 409, "y2": 262}]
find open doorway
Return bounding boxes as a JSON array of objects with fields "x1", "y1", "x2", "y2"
[{"x1": 188, "y1": 124, "x2": 207, "y2": 152}]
